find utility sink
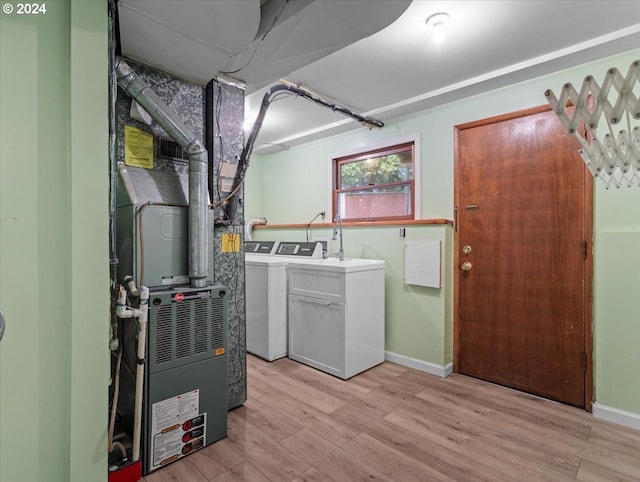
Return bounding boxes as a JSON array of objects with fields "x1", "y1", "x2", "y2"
[
  {"x1": 286, "y1": 257, "x2": 384, "y2": 273},
  {"x1": 286, "y1": 256, "x2": 385, "y2": 379}
]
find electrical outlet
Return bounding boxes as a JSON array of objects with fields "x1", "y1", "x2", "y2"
[
  {"x1": 321, "y1": 211, "x2": 326, "y2": 220},
  {"x1": 400, "y1": 228, "x2": 406, "y2": 239}
]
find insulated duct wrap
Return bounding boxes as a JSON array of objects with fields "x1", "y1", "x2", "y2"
[{"x1": 115, "y1": 58, "x2": 208, "y2": 287}]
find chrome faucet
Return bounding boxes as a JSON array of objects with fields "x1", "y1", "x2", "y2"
[{"x1": 332, "y1": 214, "x2": 344, "y2": 260}]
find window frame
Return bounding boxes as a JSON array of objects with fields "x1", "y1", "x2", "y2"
[{"x1": 330, "y1": 135, "x2": 420, "y2": 223}]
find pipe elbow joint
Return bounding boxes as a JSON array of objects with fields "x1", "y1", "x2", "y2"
[
  {"x1": 245, "y1": 217, "x2": 268, "y2": 241},
  {"x1": 115, "y1": 58, "x2": 137, "y2": 92},
  {"x1": 116, "y1": 304, "x2": 133, "y2": 319},
  {"x1": 116, "y1": 284, "x2": 136, "y2": 319},
  {"x1": 186, "y1": 139, "x2": 207, "y2": 158}
]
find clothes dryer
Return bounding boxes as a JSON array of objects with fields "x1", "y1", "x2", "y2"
[
  {"x1": 245, "y1": 242, "x2": 288, "y2": 361},
  {"x1": 244, "y1": 241, "x2": 324, "y2": 361}
]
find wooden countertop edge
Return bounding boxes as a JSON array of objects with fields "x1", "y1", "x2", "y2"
[{"x1": 253, "y1": 219, "x2": 453, "y2": 229}]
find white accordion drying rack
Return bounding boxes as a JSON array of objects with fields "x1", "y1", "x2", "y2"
[{"x1": 545, "y1": 60, "x2": 640, "y2": 188}]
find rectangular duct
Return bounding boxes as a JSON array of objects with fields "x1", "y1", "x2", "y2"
[{"x1": 116, "y1": 58, "x2": 209, "y2": 288}]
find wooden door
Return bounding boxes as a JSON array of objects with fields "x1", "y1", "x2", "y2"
[{"x1": 454, "y1": 106, "x2": 592, "y2": 408}]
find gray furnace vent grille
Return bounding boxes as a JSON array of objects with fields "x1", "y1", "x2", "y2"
[
  {"x1": 155, "y1": 306, "x2": 173, "y2": 364},
  {"x1": 150, "y1": 291, "x2": 227, "y2": 374},
  {"x1": 176, "y1": 303, "x2": 191, "y2": 359},
  {"x1": 211, "y1": 300, "x2": 224, "y2": 349},
  {"x1": 194, "y1": 299, "x2": 209, "y2": 354}
]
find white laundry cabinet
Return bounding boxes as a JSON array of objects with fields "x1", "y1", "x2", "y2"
[{"x1": 286, "y1": 258, "x2": 385, "y2": 379}]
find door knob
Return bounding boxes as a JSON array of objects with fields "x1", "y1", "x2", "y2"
[
  {"x1": 461, "y1": 262, "x2": 472, "y2": 272},
  {"x1": 0, "y1": 308, "x2": 5, "y2": 342}
]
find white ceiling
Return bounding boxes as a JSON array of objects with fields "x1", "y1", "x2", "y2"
[{"x1": 118, "y1": 0, "x2": 640, "y2": 154}]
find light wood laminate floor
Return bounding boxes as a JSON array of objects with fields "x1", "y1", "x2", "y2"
[{"x1": 143, "y1": 354, "x2": 640, "y2": 481}]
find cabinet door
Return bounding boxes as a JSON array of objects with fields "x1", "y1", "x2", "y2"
[{"x1": 288, "y1": 294, "x2": 346, "y2": 378}]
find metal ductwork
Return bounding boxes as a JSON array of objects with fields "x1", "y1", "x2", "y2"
[
  {"x1": 223, "y1": 82, "x2": 384, "y2": 222},
  {"x1": 115, "y1": 57, "x2": 208, "y2": 288}
]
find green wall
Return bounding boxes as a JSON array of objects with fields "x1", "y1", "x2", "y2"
[
  {"x1": 0, "y1": 1, "x2": 109, "y2": 481},
  {"x1": 594, "y1": 187, "x2": 640, "y2": 414},
  {"x1": 246, "y1": 48, "x2": 640, "y2": 417}
]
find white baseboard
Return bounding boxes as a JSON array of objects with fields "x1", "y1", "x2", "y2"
[
  {"x1": 593, "y1": 402, "x2": 640, "y2": 430},
  {"x1": 385, "y1": 351, "x2": 452, "y2": 378}
]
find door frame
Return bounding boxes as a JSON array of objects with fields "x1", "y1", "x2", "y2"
[{"x1": 453, "y1": 104, "x2": 594, "y2": 411}]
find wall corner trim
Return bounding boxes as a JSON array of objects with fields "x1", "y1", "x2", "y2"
[
  {"x1": 385, "y1": 351, "x2": 452, "y2": 378},
  {"x1": 592, "y1": 402, "x2": 640, "y2": 430}
]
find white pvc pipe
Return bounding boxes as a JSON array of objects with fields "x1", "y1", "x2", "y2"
[
  {"x1": 132, "y1": 286, "x2": 149, "y2": 463},
  {"x1": 115, "y1": 284, "x2": 149, "y2": 463},
  {"x1": 116, "y1": 286, "x2": 134, "y2": 319}
]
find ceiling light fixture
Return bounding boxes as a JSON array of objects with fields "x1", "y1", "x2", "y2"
[{"x1": 426, "y1": 12, "x2": 450, "y2": 44}]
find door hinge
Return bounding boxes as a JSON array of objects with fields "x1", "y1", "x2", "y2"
[
  {"x1": 582, "y1": 241, "x2": 588, "y2": 260},
  {"x1": 582, "y1": 352, "x2": 587, "y2": 371},
  {"x1": 454, "y1": 206, "x2": 458, "y2": 231}
]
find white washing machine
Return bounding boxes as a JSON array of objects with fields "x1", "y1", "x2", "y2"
[
  {"x1": 244, "y1": 241, "x2": 323, "y2": 361},
  {"x1": 245, "y1": 241, "x2": 287, "y2": 361}
]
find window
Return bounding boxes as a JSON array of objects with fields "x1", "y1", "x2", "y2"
[{"x1": 332, "y1": 140, "x2": 416, "y2": 222}]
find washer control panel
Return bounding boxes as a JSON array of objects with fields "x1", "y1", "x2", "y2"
[
  {"x1": 274, "y1": 242, "x2": 323, "y2": 258},
  {"x1": 245, "y1": 241, "x2": 279, "y2": 255}
]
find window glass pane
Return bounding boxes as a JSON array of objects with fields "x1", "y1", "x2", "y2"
[
  {"x1": 337, "y1": 185, "x2": 411, "y2": 219},
  {"x1": 339, "y1": 151, "x2": 413, "y2": 188}
]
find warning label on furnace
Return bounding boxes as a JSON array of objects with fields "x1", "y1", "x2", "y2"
[
  {"x1": 152, "y1": 389, "x2": 199, "y2": 432},
  {"x1": 150, "y1": 390, "x2": 206, "y2": 472}
]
